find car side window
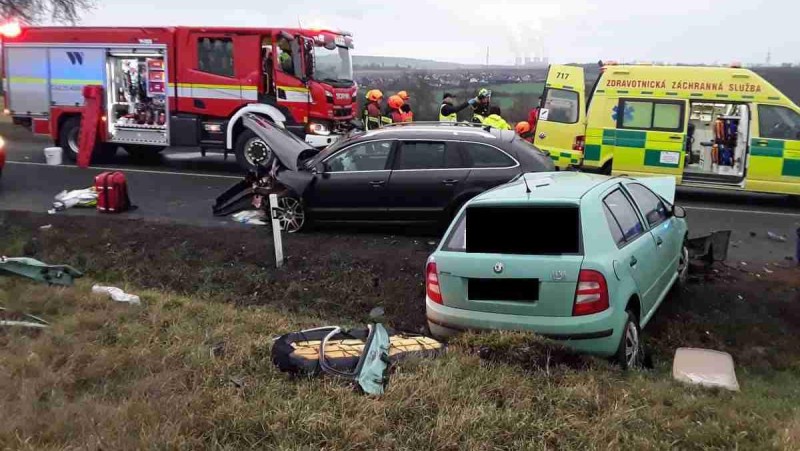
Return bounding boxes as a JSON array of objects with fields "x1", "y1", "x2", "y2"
[
  {"x1": 325, "y1": 141, "x2": 392, "y2": 172},
  {"x1": 758, "y1": 104, "x2": 800, "y2": 140},
  {"x1": 461, "y1": 142, "x2": 516, "y2": 168},
  {"x1": 603, "y1": 204, "x2": 625, "y2": 245},
  {"x1": 626, "y1": 183, "x2": 670, "y2": 227},
  {"x1": 395, "y1": 142, "x2": 446, "y2": 170},
  {"x1": 603, "y1": 189, "x2": 645, "y2": 246}
]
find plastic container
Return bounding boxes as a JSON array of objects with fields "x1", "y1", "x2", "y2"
[{"x1": 43, "y1": 147, "x2": 63, "y2": 166}]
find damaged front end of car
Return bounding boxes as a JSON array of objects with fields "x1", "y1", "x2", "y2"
[{"x1": 212, "y1": 114, "x2": 318, "y2": 232}]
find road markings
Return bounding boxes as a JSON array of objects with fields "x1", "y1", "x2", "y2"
[
  {"x1": 6, "y1": 161, "x2": 242, "y2": 180},
  {"x1": 685, "y1": 205, "x2": 800, "y2": 218}
]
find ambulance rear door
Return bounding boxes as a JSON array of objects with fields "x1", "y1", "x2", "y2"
[{"x1": 534, "y1": 65, "x2": 586, "y2": 169}]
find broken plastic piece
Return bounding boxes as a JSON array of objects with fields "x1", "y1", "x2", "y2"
[
  {"x1": 0, "y1": 307, "x2": 49, "y2": 329},
  {"x1": 673, "y1": 347, "x2": 739, "y2": 391},
  {"x1": 687, "y1": 230, "x2": 731, "y2": 263},
  {"x1": 232, "y1": 210, "x2": 268, "y2": 226},
  {"x1": 767, "y1": 231, "x2": 787, "y2": 242},
  {"x1": 91, "y1": 285, "x2": 141, "y2": 305},
  {"x1": 0, "y1": 256, "x2": 83, "y2": 286}
]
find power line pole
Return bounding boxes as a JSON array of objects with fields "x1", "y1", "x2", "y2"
[{"x1": 486, "y1": 46, "x2": 489, "y2": 67}]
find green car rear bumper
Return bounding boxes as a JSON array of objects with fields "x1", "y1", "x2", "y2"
[{"x1": 426, "y1": 296, "x2": 626, "y2": 357}]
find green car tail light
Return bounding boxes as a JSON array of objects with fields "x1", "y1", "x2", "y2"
[
  {"x1": 426, "y1": 259, "x2": 443, "y2": 304},
  {"x1": 573, "y1": 270, "x2": 609, "y2": 316}
]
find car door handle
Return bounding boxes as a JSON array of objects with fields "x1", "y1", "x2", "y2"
[
  {"x1": 630, "y1": 256, "x2": 638, "y2": 267},
  {"x1": 441, "y1": 179, "x2": 459, "y2": 185},
  {"x1": 369, "y1": 180, "x2": 386, "y2": 187},
  {"x1": 669, "y1": 136, "x2": 683, "y2": 140},
  {"x1": 656, "y1": 236, "x2": 663, "y2": 246}
]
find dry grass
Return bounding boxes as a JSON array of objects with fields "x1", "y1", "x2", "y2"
[{"x1": 1, "y1": 278, "x2": 799, "y2": 450}]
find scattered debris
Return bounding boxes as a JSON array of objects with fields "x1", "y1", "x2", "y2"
[
  {"x1": 0, "y1": 307, "x2": 49, "y2": 330},
  {"x1": 737, "y1": 295, "x2": 744, "y2": 301},
  {"x1": 231, "y1": 210, "x2": 268, "y2": 226},
  {"x1": 272, "y1": 325, "x2": 444, "y2": 395},
  {"x1": 0, "y1": 256, "x2": 83, "y2": 286},
  {"x1": 673, "y1": 347, "x2": 740, "y2": 391},
  {"x1": 209, "y1": 342, "x2": 226, "y2": 359},
  {"x1": 740, "y1": 262, "x2": 747, "y2": 266},
  {"x1": 91, "y1": 285, "x2": 142, "y2": 305},
  {"x1": 788, "y1": 256, "x2": 797, "y2": 262},
  {"x1": 39, "y1": 224, "x2": 53, "y2": 230},
  {"x1": 427, "y1": 241, "x2": 436, "y2": 246},
  {"x1": 767, "y1": 231, "x2": 788, "y2": 242},
  {"x1": 731, "y1": 240, "x2": 742, "y2": 248},
  {"x1": 764, "y1": 267, "x2": 774, "y2": 274},
  {"x1": 369, "y1": 306, "x2": 385, "y2": 319},
  {"x1": 51, "y1": 187, "x2": 98, "y2": 212},
  {"x1": 750, "y1": 232, "x2": 757, "y2": 237},
  {"x1": 228, "y1": 376, "x2": 245, "y2": 389}
]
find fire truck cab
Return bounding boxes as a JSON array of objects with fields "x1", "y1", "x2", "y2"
[{"x1": 2, "y1": 26, "x2": 358, "y2": 171}]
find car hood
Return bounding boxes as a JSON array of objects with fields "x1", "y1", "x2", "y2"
[
  {"x1": 633, "y1": 176, "x2": 676, "y2": 204},
  {"x1": 241, "y1": 113, "x2": 318, "y2": 172}
]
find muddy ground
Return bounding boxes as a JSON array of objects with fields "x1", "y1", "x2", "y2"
[{"x1": 2, "y1": 210, "x2": 799, "y2": 369}]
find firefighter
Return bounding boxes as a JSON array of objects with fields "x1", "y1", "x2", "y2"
[
  {"x1": 515, "y1": 121, "x2": 534, "y2": 142},
  {"x1": 471, "y1": 88, "x2": 491, "y2": 123},
  {"x1": 277, "y1": 37, "x2": 294, "y2": 73},
  {"x1": 483, "y1": 106, "x2": 512, "y2": 130},
  {"x1": 397, "y1": 91, "x2": 413, "y2": 121},
  {"x1": 387, "y1": 95, "x2": 406, "y2": 123},
  {"x1": 439, "y1": 92, "x2": 475, "y2": 122},
  {"x1": 363, "y1": 89, "x2": 384, "y2": 130}
]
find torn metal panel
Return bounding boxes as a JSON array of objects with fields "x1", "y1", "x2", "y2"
[{"x1": 0, "y1": 257, "x2": 83, "y2": 286}]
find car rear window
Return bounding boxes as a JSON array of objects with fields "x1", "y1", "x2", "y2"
[{"x1": 462, "y1": 206, "x2": 581, "y2": 255}]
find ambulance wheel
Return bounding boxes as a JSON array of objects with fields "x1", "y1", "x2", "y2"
[
  {"x1": 58, "y1": 117, "x2": 117, "y2": 162},
  {"x1": 235, "y1": 129, "x2": 275, "y2": 173}
]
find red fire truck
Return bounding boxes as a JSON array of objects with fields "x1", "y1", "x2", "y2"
[{"x1": 2, "y1": 26, "x2": 358, "y2": 170}]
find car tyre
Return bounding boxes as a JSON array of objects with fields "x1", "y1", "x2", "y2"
[
  {"x1": 235, "y1": 128, "x2": 275, "y2": 173},
  {"x1": 273, "y1": 196, "x2": 307, "y2": 233},
  {"x1": 615, "y1": 310, "x2": 643, "y2": 370}
]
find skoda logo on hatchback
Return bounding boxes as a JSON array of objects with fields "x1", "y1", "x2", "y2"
[{"x1": 493, "y1": 262, "x2": 504, "y2": 274}]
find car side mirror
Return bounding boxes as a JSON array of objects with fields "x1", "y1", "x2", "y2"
[{"x1": 673, "y1": 205, "x2": 686, "y2": 218}]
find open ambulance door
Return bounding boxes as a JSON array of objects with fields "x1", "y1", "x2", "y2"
[{"x1": 534, "y1": 65, "x2": 586, "y2": 169}]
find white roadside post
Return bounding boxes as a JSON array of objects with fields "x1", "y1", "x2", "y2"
[{"x1": 269, "y1": 194, "x2": 285, "y2": 268}]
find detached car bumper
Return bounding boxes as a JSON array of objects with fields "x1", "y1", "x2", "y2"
[
  {"x1": 425, "y1": 296, "x2": 625, "y2": 357},
  {"x1": 304, "y1": 133, "x2": 340, "y2": 148}
]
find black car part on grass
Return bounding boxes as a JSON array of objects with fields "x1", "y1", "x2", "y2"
[
  {"x1": 271, "y1": 325, "x2": 445, "y2": 395},
  {"x1": 688, "y1": 230, "x2": 732, "y2": 264}
]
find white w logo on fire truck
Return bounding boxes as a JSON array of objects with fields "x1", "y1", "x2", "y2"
[{"x1": 66, "y1": 51, "x2": 84, "y2": 65}]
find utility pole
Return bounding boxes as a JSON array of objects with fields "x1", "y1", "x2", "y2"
[
  {"x1": 486, "y1": 46, "x2": 489, "y2": 67},
  {"x1": 766, "y1": 49, "x2": 772, "y2": 67}
]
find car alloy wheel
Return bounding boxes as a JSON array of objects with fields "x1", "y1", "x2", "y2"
[
  {"x1": 244, "y1": 137, "x2": 273, "y2": 167},
  {"x1": 624, "y1": 320, "x2": 641, "y2": 369},
  {"x1": 67, "y1": 126, "x2": 80, "y2": 158},
  {"x1": 274, "y1": 197, "x2": 305, "y2": 233}
]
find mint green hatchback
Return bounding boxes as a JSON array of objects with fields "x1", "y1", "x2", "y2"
[{"x1": 425, "y1": 172, "x2": 689, "y2": 368}]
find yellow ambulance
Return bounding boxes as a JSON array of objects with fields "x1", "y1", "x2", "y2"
[{"x1": 533, "y1": 63, "x2": 800, "y2": 195}]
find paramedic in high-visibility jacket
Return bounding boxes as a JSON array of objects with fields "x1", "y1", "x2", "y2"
[
  {"x1": 439, "y1": 92, "x2": 475, "y2": 122},
  {"x1": 482, "y1": 106, "x2": 512, "y2": 130}
]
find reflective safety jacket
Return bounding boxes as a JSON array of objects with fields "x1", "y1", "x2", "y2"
[
  {"x1": 363, "y1": 101, "x2": 383, "y2": 130},
  {"x1": 483, "y1": 114, "x2": 512, "y2": 130}
]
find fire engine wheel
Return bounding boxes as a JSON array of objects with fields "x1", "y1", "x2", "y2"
[
  {"x1": 59, "y1": 116, "x2": 117, "y2": 162},
  {"x1": 59, "y1": 117, "x2": 82, "y2": 162},
  {"x1": 274, "y1": 196, "x2": 306, "y2": 233},
  {"x1": 235, "y1": 129, "x2": 274, "y2": 172}
]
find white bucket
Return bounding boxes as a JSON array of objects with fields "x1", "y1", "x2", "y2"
[{"x1": 43, "y1": 147, "x2": 63, "y2": 166}]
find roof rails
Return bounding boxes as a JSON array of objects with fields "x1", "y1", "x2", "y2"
[{"x1": 380, "y1": 121, "x2": 497, "y2": 133}]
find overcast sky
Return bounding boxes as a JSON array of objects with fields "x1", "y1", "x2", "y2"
[{"x1": 82, "y1": 0, "x2": 794, "y2": 65}]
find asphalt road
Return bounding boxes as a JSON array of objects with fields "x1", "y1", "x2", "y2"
[{"x1": 1, "y1": 122, "x2": 798, "y2": 263}]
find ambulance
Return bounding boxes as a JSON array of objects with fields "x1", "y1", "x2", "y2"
[{"x1": 534, "y1": 64, "x2": 800, "y2": 195}]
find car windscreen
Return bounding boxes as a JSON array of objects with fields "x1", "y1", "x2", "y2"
[{"x1": 463, "y1": 206, "x2": 581, "y2": 255}]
